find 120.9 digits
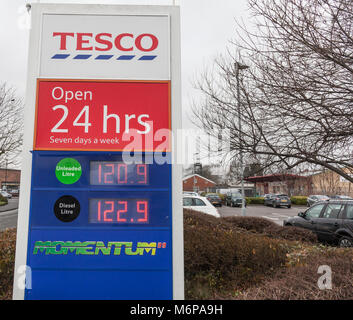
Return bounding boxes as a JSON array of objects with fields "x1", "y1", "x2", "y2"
[{"x1": 90, "y1": 161, "x2": 148, "y2": 185}]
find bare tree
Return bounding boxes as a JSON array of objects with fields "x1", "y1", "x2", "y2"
[
  {"x1": 0, "y1": 83, "x2": 23, "y2": 167},
  {"x1": 193, "y1": 0, "x2": 353, "y2": 182}
]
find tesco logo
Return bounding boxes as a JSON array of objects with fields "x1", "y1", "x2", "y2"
[{"x1": 51, "y1": 32, "x2": 159, "y2": 61}]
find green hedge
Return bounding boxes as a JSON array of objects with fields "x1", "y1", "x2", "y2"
[
  {"x1": 246, "y1": 197, "x2": 265, "y2": 205},
  {"x1": 290, "y1": 196, "x2": 307, "y2": 205},
  {"x1": 0, "y1": 194, "x2": 8, "y2": 206}
]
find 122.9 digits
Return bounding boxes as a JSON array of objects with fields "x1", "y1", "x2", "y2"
[
  {"x1": 90, "y1": 162, "x2": 148, "y2": 185},
  {"x1": 89, "y1": 199, "x2": 149, "y2": 224}
]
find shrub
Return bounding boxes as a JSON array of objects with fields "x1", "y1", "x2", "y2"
[
  {"x1": 0, "y1": 228, "x2": 16, "y2": 300},
  {"x1": 246, "y1": 197, "x2": 264, "y2": 205},
  {"x1": 263, "y1": 224, "x2": 317, "y2": 243},
  {"x1": 217, "y1": 193, "x2": 226, "y2": 203},
  {"x1": 238, "y1": 247, "x2": 353, "y2": 300},
  {"x1": 291, "y1": 196, "x2": 307, "y2": 205},
  {"x1": 223, "y1": 216, "x2": 317, "y2": 243},
  {"x1": 184, "y1": 210, "x2": 289, "y2": 299},
  {"x1": 224, "y1": 216, "x2": 275, "y2": 233},
  {"x1": 0, "y1": 194, "x2": 8, "y2": 205}
]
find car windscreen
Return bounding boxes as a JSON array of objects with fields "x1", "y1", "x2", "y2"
[
  {"x1": 231, "y1": 193, "x2": 242, "y2": 198},
  {"x1": 317, "y1": 195, "x2": 329, "y2": 200}
]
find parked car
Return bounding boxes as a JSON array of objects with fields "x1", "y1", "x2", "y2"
[
  {"x1": 284, "y1": 199, "x2": 353, "y2": 247},
  {"x1": 263, "y1": 194, "x2": 275, "y2": 206},
  {"x1": 183, "y1": 191, "x2": 199, "y2": 197},
  {"x1": 225, "y1": 192, "x2": 246, "y2": 207},
  {"x1": 183, "y1": 195, "x2": 220, "y2": 218},
  {"x1": 205, "y1": 193, "x2": 222, "y2": 207},
  {"x1": 0, "y1": 191, "x2": 12, "y2": 199},
  {"x1": 328, "y1": 195, "x2": 353, "y2": 200},
  {"x1": 307, "y1": 195, "x2": 330, "y2": 207},
  {"x1": 265, "y1": 194, "x2": 291, "y2": 208},
  {"x1": 9, "y1": 189, "x2": 19, "y2": 197}
]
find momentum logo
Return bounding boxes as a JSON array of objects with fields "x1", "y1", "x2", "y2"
[
  {"x1": 33, "y1": 240, "x2": 167, "y2": 256},
  {"x1": 51, "y1": 32, "x2": 159, "y2": 61}
]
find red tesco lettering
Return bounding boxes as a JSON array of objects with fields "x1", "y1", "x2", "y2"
[{"x1": 53, "y1": 32, "x2": 159, "y2": 52}]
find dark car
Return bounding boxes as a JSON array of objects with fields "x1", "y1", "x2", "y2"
[
  {"x1": 264, "y1": 194, "x2": 291, "y2": 208},
  {"x1": 329, "y1": 195, "x2": 353, "y2": 200},
  {"x1": 263, "y1": 194, "x2": 274, "y2": 206},
  {"x1": 284, "y1": 200, "x2": 353, "y2": 247},
  {"x1": 307, "y1": 195, "x2": 330, "y2": 207},
  {"x1": 205, "y1": 193, "x2": 222, "y2": 207},
  {"x1": 226, "y1": 192, "x2": 246, "y2": 207}
]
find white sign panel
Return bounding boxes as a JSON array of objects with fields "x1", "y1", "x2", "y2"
[{"x1": 40, "y1": 14, "x2": 170, "y2": 80}]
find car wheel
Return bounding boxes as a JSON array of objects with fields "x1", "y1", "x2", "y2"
[
  {"x1": 287, "y1": 205, "x2": 291, "y2": 209},
  {"x1": 339, "y1": 236, "x2": 353, "y2": 248}
]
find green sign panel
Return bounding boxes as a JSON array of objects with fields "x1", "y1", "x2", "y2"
[{"x1": 55, "y1": 158, "x2": 82, "y2": 184}]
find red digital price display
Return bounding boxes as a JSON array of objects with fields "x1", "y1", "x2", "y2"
[
  {"x1": 89, "y1": 199, "x2": 149, "y2": 224},
  {"x1": 90, "y1": 162, "x2": 148, "y2": 185}
]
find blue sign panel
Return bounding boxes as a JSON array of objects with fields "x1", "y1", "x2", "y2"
[{"x1": 25, "y1": 151, "x2": 172, "y2": 299}]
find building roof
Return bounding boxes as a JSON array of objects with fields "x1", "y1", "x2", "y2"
[
  {"x1": 182, "y1": 174, "x2": 216, "y2": 185},
  {"x1": 244, "y1": 173, "x2": 308, "y2": 183},
  {"x1": 0, "y1": 168, "x2": 20, "y2": 172}
]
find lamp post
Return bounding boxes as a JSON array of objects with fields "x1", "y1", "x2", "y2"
[
  {"x1": 234, "y1": 62, "x2": 249, "y2": 216},
  {"x1": 4, "y1": 158, "x2": 8, "y2": 191}
]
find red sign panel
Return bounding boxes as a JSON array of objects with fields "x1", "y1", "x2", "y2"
[{"x1": 34, "y1": 79, "x2": 171, "y2": 151}]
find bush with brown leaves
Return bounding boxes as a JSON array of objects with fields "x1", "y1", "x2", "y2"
[
  {"x1": 237, "y1": 247, "x2": 353, "y2": 300},
  {"x1": 184, "y1": 210, "x2": 289, "y2": 299},
  {"x1": 224, "y1": 216, "x2": 317, "y2": 243},
  {"x1": 0, "y1": 228, "x2": 16, "y2": 300}
]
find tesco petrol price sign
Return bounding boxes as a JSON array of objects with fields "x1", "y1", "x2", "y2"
[
  {"x1": 34, "y1": 80, "x2": 171, "y2": 151},
  {"x1": 13, "y1": 4, "x2": 183, "y2": 301}
]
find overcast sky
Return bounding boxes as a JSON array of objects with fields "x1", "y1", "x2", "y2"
[{"x1": 0, "y1": 0, "x2": 249, "y2": 130}]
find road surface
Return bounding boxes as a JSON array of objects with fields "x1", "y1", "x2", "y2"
[
  {"x1": 218, "y1": 204, "x2": 307, "y2": 226},
  {"x1": 0, "y1": 198, "x2": 19, "y2": 231}
]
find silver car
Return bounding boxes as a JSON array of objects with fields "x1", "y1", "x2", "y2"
[{"x1": 307, "y1": 195, "x2": 329, "y2": 207}]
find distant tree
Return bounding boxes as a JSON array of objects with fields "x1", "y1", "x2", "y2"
[
  {"x1": 0, "y1": 83, "x2": 23, "y2": 167},
  {"x1": 200, "y1": 164, "x2": 222, "y2": 184},
  {"x1": 193, "y1": 0, "x2": 353, "y2": 182}
]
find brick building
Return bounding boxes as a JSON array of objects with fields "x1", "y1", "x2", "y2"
[
  {"x1": 245, "y1": 173, "x2": 311, "y2": 196},
  {"x1": 0, "y1": 168, "x2": 21, "y2": 192},
  {"x1": 310, "y1": 169, "x2": 353, "y2": 197},
  {"x1": 183, "y1": 174, "x2": 216, "y2": 193},
  {"x1": 245, "y1": 170, "x2": 353, "y2": 197}
]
